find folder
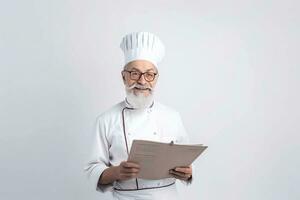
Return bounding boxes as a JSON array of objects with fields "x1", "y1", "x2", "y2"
[{"x1": 127, "y1": 140, "x2": 207, "y2": 180}]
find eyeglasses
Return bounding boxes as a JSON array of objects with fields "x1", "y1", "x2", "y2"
[{"x1": 123, "y1": 70, "x2": 158, "y2": 82}]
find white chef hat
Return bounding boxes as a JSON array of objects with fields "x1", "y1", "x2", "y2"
[{"x1": 120, "y1": 32, "x2": 165, "y2": 68}]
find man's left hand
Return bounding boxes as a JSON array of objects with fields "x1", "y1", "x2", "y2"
[{"x1": 169, "y1": 165, "x2": 192, "y2": 181}]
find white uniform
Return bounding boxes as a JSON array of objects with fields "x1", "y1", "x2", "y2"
[{"x1": 84, "y1": 100, "x2": 190, "y2": 200}]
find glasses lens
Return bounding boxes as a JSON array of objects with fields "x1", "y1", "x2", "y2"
[
  {"x1": 144, "y1": 72, "x2": 155, "y2": 81},
  {"x1": 126, "y1": 71, "x2": 156, "y2": 82},
  {"x1": 130, "y1": 71, "x2": 141, "y2": 80}
]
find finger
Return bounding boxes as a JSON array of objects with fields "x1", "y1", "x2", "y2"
[
  {"x1": 121, "y1": 167, "x2": 140, "y2": 173},
  {"x1": 169, "y1": 173, "x2": 188, "y2": 181},
  {"x1": 169, "y1": 170, "x2": 186, "y2": 177},
  {"x1": 174, "y1": 167, "x2": 192, "y2": 174},
  {"x1": 121, "y1": 172, "x2": 138, "y2": 176},
  {"x1": 169, "y1": 170, "x2": 191, "y2": 178},
  {"x1": 122, "y1": 161, "x2": 140, "y2": 169}
]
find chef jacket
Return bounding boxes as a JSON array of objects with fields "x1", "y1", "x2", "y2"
[{"x1": 84, "y1": 100, "x2": 191, "y2": 199}]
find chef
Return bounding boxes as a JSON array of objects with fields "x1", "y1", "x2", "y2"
[{"x1": 84, "y1": 32, "x2": 193, "y2": 200}]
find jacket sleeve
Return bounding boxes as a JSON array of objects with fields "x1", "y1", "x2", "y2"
[{"x1": 84, "y1": 115, "x2": 113, "y2": 192}]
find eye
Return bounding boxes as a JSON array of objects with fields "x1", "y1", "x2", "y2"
[
  {"x1": 131, "y1": 71, "x2": 140, "y2": 76},
  {"x1": 145, "y1": 72, "x2": 155, "y2": 79}
]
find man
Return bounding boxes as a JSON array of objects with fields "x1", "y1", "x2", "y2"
[{"x1": 85, "y1": 32, "x2": 192, "y2": 200}]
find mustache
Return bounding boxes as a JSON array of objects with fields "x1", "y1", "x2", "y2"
[{"x1": 127, "y1": 83, "x2": 152, "y2": 90}]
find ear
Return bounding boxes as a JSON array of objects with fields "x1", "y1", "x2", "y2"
[{"x1": 121, "y1": 71, "x2": 126, "y2": 82}]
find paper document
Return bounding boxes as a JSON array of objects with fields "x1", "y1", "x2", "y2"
[{"x1": 128, "y1": 140, "x2": 207, "y2": 180}]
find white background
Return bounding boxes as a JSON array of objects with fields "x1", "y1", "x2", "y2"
[{"x1": 1, "y1": 0, "x2": 299, "y2": 200}]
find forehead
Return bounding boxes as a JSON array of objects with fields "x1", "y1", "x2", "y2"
[{"x1": 125, "y1": 60, "x2": 157, "y2": 72}]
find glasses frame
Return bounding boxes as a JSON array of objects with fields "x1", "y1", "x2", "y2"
[{"x1": 123, "y1": 70, "x2": 158, "y2": 82}]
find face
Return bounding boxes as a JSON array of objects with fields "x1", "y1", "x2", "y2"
[{"x1": 121, "y1": 60, "x2": 159, "y2": 97}]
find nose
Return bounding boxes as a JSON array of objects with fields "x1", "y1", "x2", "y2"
[{"x1": 137, "y1": 73, "x2": 147, "y2": 84}]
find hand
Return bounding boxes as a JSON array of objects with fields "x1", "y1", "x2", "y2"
[
  {"x1": 115, "y1": 161, "x2": 140, "y2": 181},
  {"x1": 169, "y1": 165, "x2": 192, "y2": 181}
]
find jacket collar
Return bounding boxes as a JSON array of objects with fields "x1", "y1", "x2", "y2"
[{"x1": 124, "y1": 98, "x2": 154, "y2": 110}]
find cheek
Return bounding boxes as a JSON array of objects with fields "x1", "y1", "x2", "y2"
[
  {"x1": 149, "y1": 81, "x2": 157, "y2": 88},
  {"x1": 125, "y1": 78, "x2": 136, "y2": 87}
]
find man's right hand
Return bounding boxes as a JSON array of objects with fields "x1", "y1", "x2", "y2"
[
  {"x1": 115, "y1": 161, "x2": 140, "y2": 181},
  {"x1": 99, "y1": 161, "x2": 140, "y2": 185}
]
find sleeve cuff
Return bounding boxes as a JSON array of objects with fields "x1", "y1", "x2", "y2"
[{"x1": 88, "y1": 165, "x2": 114, "y2": 192}]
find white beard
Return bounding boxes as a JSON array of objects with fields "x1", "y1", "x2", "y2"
[{"x1": 125, "y1": 87, "x2": 154, "y2": 109}]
